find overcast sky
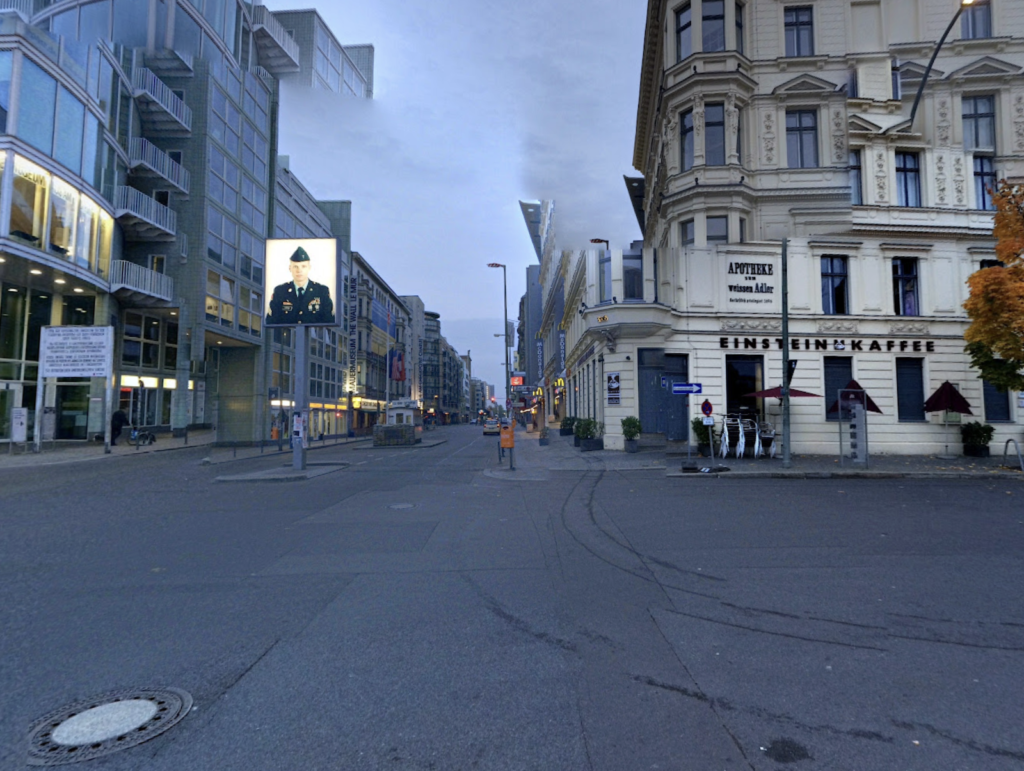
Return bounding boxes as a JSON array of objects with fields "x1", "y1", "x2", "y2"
[{"x1": 272, "y1": 0, "x2": 646, "y2": 399}]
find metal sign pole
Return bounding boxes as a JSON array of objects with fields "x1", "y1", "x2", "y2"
[
  {"x1": 33, "y1": 371, "x2": 43, "y2": 454},
  {"x1": 781, "y1": 237, "x2": 792, "y2": 468},
  {"x1": 293, "y1": 325, "x2": 308, "y2": 471},
  {"x1": 103, "y1": 375, "x2": 113, "y2": 454}
]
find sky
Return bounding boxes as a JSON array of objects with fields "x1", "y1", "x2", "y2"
[{"x1": 272, "y1": 0, "x2": 647, "y2": 399}]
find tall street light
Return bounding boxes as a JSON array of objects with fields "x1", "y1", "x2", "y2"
[
  {"x1": 906, "y1": 0, "x2": 976, "y2": 130},
  {"x1": 487, "y1": 263, "x2": 510, "y2": 419}
]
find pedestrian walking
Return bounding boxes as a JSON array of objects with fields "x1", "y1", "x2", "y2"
[{"x1": 111, "y1": 409, "x2": 128, "y2": 446}]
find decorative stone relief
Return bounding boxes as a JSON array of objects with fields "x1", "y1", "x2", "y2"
[
  {"x1": 953, "y1": 155, "x2": 965, "y2": 206},
  {"x1": 720, "y1": 319, "x2": 783, "y2": 332},
  {"x1": 763, "y1": 111, "x2": 775, "y2": 165},
  {"x1": 935, "y1": 153, "x2": 947, "y2": 205},
  {"x1": 889, "y1": 322, "x2": 928, "y2": 335},
  {"x1": 1015, "y1": 94, "x2": 1024, "y2": 151},
  {"x1": 726, "y1": 93, "x2": 739, "y2": 146},
  {"x1": 694, "y1": 94, "x2": 705, "y2": 139},
  {"x1": 817, "y1": 320, "x2": 859, "y2": 333},
  {"x1": 874, "y1": 150, "x2": 887, "y2": 202},
  {"x1": 666, "y1": 114, "x2": 679, "y2": 174},
  {"x1": 832, "y1": 110, "x2": 845, "y2": 163},
  {"x1": 936, "y1": 98, "x2": 951, "y2": 145}
]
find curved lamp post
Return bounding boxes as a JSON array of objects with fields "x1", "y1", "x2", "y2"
[{"x1": 906, "y1": 0, "x2": 976, "y2": 130}]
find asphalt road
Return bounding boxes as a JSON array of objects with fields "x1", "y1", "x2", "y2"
[{"x1": 1, "y1": 425, "x2": 1022, "y2": 770}]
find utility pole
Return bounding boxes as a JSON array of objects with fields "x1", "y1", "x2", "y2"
[{"x1": 781, "y1": 238, "x2": 791, "y2": 469}]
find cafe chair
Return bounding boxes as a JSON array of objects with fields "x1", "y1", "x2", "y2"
[{"x1": 758, "y1": 421, "x2": 776, "y2": 458}]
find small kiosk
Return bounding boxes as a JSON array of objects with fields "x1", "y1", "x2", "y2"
[{"x1": 374, "y1": 399, "x2": 423, "y2": 446}]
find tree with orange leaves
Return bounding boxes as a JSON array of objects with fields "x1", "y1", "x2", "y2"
[{"x1": 964, "y1": 180, "x2": 1024, "y2": 392}]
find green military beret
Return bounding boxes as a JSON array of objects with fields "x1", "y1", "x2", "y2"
[{"x1": 290, "y1": 246, "x2": 310, "y2": 262}]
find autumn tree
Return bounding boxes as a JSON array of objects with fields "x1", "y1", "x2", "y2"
[{"x1": 963, "y1": 180, "x2": 1024, "y2": 392}]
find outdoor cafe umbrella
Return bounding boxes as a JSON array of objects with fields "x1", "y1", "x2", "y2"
[
  {"x1": 826, "y1": 379, "x2": 883, "y2": 415},
  {"x1": 744, "y1": 386, "x2": 822, "y2": 399},
  {"x1": 923, "y1": 381, "x2": 973, "y2": 458}
]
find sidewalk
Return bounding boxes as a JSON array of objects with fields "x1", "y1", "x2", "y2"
[
  {"x1": 487, "y1": 426, "x2": 1024, "y2": 480},
  {"x1": 0, "y1": 431, "x2": 371, "y2": 469}
]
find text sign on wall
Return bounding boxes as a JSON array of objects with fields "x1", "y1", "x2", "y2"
[
  {"x1": 11, "y1": 408, "x2": 27, "y2": 443},
  {"x1": 725, "y1": 259, "x2": 778, "y2": 309},
  {"x1": 40, "y1": 326, "x2": 113, "y2": 378}
]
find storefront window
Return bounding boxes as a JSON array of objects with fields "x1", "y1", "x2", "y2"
[
  {"x1": 10, "y1": 156, "x2": 50, "y2": 246},
  {"x1": 25, "y1": 291, "x2": 52, "y2": 362},
  {"x1": 17, "y1": 59, "x2": 57, "y2": 155},
  {"x1": 0, "y1": 283, "x2": 27, "y2": 371},
  {"x1": 76, "y1": 194, "x2": 97, "y2": 270},
  {"x1": 97, "y1": 210, "x2": 113, "y2": 278},
  {"x1": 62, "y1": 295, "x2": 95, "y2": 325},
  {"x1": 49, "y1": 176, "x2": 78, "y2": 259}
]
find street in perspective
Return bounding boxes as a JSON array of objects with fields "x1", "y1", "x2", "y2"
[{"x1": 2, "y1": 0, "x2": 1024, "y2": 769}]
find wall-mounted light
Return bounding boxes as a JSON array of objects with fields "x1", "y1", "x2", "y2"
[{"x1": 625, "y1": 355, "x2": 631, "y2": 361}]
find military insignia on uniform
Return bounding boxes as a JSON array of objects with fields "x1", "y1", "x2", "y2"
[
  {"x1": 283, "y1": 301, "x2": 293, "y2": 310},
  {"x1": 310, "y1": 298, "x2": 320, "y2": 312}
]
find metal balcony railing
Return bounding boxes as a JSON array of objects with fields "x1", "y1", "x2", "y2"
[
  {"x1": 0, "y1": 0, "x2": 33, "y2": 20},
  {"x1": 114, "y1": 185, "x2": 177, "y2": 237},
  {"x1": 128, "y1": 138, "x2": 190, "y2": 194},
  {"x1": 251, "y1": 4, "x2": 301, "y2": 74},
  {"x1": 109, "y1": 260, "x2": 174, "y2": 302},
  {"x1": 132, "y1": 67, "x2": 192, "y2": 132}
]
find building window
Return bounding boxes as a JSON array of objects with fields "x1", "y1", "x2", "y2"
[
  {"x1": 963, "y1": 95, "x2": 995, "y2": 151},
  {"x1": 682, "y1": 219, "x2": 695, "y2": 245},
  {"x1": 681, "y1": 109, "x2": 694, "y2": 170},
  {"x1": 821, "y1": 256, "x2": 849, "y2": 315},
  {"x1": 599, "y1": 249, "x2": 611, "y2": 302},
  {"x1": 706, "y1": 103, "x2": 726, "y2": 165},
  {"x1": 17, "y1": 58, "x2": 56, "y2": 156},
  {"x1": 703, "y1": 0, "x2": 725, "y2": 52},
  {"x1": 10, "y1": 155, "x2": 48, "y2": 246},
  {"x1": 891, "y1": 59, "x2": 901, "y2": 101},
  {"x1": 676, "y1": 3, "x2": 692, "y2": 61},
  {"x1": 974, "y1": 156, "x2": 996, "y2": 211},
  {"x1": 206, "y1": 270, "x2": 235, "y2": 328},
  {"x1": 895, "y1": 151, "x2": 921, "y2": 207},
  {"x1": 736, "y1": 3, "x2": 745, "y2": 54},
  {"x1": 707, "y1": 216, "x2": 728, "y2": 243},
  {"x1": 823, "y1": 356, "x2": 853, "y2": 421},
  {"x1": 738, "y1": 218, "x2": 746, "y2": 243},
  {"x1": 206, "y1": 205, "x2": 237, "y2": 269},
  {"x1": 892, "y1": 257, "x2": 919, "y2": 316},
  {"x1": 983, "y1": 380, "x2": 1011, "y2": 423},
  {"x1": 979, "y1": 259, "x2": 1002, "y2": 270},
  {"x1": 849, "y1": 150, "x2": 863, "y2": 205},
  {"x1": 623, "y1": 252, "x2": 643, "y2": 300},
  {"x1": 895, "y1": 358, "x2": 925, "y2": 422},
  {"x1": 962, "y1": 0, "x2": 991, "y2": 39},
  {"x1": 736, "y1": 108, "x2": 742, "y2": 163},
  {"x1": 784, "y1": 6, "x2": 814, "y2": 57},
  {"x1": 208, "y1": 145, "x2": 239, "y2": 213},
  {"x1": 786, "y1": 110, "x2": 818, "y2": 168}
]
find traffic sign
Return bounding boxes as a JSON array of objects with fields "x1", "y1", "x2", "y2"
[
  {"x1": 671, "y1": 382, "x2": 702, "y2": 395},
  {"x1": 701, "y1": 399, "x2": 713, "y2": 416},
  {"x1": 703, "y1": 416, "x2": 715, "y2": 426}
]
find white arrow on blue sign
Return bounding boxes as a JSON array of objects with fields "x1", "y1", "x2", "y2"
[{"x1": 671, "y1": 383, "x2": 702, "y2": 395}]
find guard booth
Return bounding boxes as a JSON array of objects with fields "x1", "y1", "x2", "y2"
[{"x1": 387, "y1": 399, "x2": 423, "y2": 435}]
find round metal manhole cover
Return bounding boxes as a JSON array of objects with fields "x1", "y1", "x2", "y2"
[
  {"x1": 27, "y1": 687, "x2": 192, "y2": 766},
  {"x1": 387, "y1": 503, "x2": 415, "y2": 510}
]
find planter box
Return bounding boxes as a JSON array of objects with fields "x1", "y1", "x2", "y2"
[
  {"x1": 574, "y1": 435, "x2": 581, "y2": 447},
  {"x1": 580, "y1": 438, "x2": 604, "y2": 452},
  {"x1": 964, "y1": 444, "x2": 990, "y2": 457},
  {"x1": 560, "y1": 427, "x2": 574, "y2": 436},
  {"x1": 698, "y1": 443, "x2": 711, "y2": 457},
  {"x1": 624, "y1": 439, "x2": 639, "y2": 453},
  {"x1": 539, "y1": 437, "x2": 550, "y2": 447}
]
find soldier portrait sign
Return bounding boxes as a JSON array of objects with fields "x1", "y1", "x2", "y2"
[{"x1": 264, "y1": 238, "x2": 338, "y2": 327}]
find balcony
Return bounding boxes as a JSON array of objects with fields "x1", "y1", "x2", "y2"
[
  {"x1": 109, "y1": 260, "x2": 174, "y2": 306},
  {"x1": 128, "y1": 138, "x2": 190, "y2": 195},
  {"x1": 251, "y1": 5, "x2": 300, "y2": 75},
  {"x1": 144, "y1": 49, "x2": 194, "y2": 79},
  {"x1": 132, "y1": 67, "x2": 192, "y2": 136},
  {"x1": 0, "y1": 0, "x2": 32, "y2": 21},
  {"x1": 114, "y1": 186, "x2": 176, "y2": 241}
]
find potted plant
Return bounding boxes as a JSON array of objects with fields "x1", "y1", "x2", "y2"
[
  {"x1": 621, "y1": 416, "x2": 642, "y2": 453},
  {"x1": 572, "y1": 417, "x2": 584, "y2": 447},
  {"x1": 577, "y1": 419, "x2": 604, "y2": 452},
  {"x1": 560, "y1": 416, "x2": 576, "y2": 437},
  {"x1": 538, "y1": 426, "x2": 550, "y2": 447},
  {"x1": 691, "y1": 417, "x2": 712, "y2": 457},
  {"x1": 960, "y1": 421, "x2": 995, "y2": 457}
]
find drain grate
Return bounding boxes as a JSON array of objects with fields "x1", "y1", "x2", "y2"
[
  {"x1": 27, "y1": 687, "x2": 192, "y2": 766},
  {"x1": 387, "y1": 503, "x2": 415, "y2": 510}
]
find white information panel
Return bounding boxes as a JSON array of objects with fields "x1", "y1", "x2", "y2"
[
  {"x1": 40, "y1": 326, "x2": 114, "y2": 378},
  {"x1": 11, "y1": 408, "x2": 27, "y2": 443}
]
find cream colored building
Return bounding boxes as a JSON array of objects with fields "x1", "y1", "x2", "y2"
[{"x1": 543, "y1": 0, "x2": 1024, "y2": 454}]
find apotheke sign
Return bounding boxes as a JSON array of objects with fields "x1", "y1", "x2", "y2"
[{"x1": 725, "y1": 260, "x2": 777, "y2": 308}]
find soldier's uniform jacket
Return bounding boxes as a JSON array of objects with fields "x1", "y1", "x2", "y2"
[{"x1": 267, "y1": 280, "x2": 334, "y2": 325}]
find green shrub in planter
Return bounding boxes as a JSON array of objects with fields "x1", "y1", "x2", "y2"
[
  {"x1": 691, "y1": 417, "x2": 711, "y2": 445},
  {"x1": 575, "y1": 418, "x2": 597, "y2": 440},
  {"x1": 960, "y1": 421, "x2": 994, "y2": 447},
  {"x1": 560, "y1": 416, "x2": 576, "y2": 430},
  {"x1": 621, "y1": 416, "x2": 642, "y2": 441}
]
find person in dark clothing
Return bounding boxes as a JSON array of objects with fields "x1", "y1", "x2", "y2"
[
  {"x1": 111, "y1": 409, "x2": 129, "y2": 445},
  {"x1": 266, "y1": 246, "x2": 335, "y2": 325}
]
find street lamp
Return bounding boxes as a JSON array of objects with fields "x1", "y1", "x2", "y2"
[
  {"x1": 487, "y1": 263, "x2": 511, "y2": 419},
  {"x1": 905, "y1": 0, "x2": 976, "y2": 131},
  {"x1": 589, "y1": 238, "x2": 609, "y2": 249}
]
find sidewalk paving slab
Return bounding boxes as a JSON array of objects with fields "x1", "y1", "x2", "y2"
[{"x1": 214, "y1": 464, "x2": 349, "y2": 483}]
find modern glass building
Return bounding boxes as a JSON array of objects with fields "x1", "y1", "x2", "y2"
[{"x1": 0, "y1": 1, "x2": 372, "y2": 444}]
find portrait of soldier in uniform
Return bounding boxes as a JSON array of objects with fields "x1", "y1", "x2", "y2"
[{"x1": 266, "y1": 246, "x2": 335, "y2": 326}]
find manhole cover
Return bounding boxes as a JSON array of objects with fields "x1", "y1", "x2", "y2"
[
  {"x1": 388, "y1": 503, "x2": 415, "y2": 510},
  {"x1": 27, "y1": 687, "x2": 192, "y2": 765}
]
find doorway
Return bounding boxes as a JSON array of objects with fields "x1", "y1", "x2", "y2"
[
  {"x1": 637, "y1": 349, "x2": 689, "y2": 441},
  {"x1": 725, "y1": 355, "x2": 764, "y2": 418},
  {"x1": 0, "y1": 384, "x2": 22, "y2": 439}
]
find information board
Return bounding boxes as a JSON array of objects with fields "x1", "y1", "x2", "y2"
[
  {"x1": 40, "y1": 327, "x2": 113, "y2": 378},
  {"x1": 11, "y1": 408, "x2": 27, "y2": 443}
]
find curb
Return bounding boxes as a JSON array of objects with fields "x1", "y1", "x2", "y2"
[{"x1": 666, "y1": 470, "x2": 1024, "y2": 480}]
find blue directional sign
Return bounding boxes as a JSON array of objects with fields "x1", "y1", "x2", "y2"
[{"x1": 672, "y1": 382, "x2": 702, "y2": 395}]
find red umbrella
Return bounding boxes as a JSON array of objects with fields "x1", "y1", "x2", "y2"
[
  {"x1": 744, "y1": 385, "x2": 821, "y2": 399},
  {"x1": 826, "y1": 379, "x2": 883, "y2": 415},
  {"x1": 924, "y1": 381, "x2": 972, "y2": 458},
  {"x1": 923, "y1": 381, "x2": 973, "y2": 415}
]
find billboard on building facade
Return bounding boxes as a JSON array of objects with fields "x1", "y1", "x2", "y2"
[{"x1": 264, "y1": 238, "x2": 338, "y2": 327}]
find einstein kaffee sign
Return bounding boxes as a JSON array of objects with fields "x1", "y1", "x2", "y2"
[{"x1": 724, "y1": 259, "x2": 778, "y2": 310}]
